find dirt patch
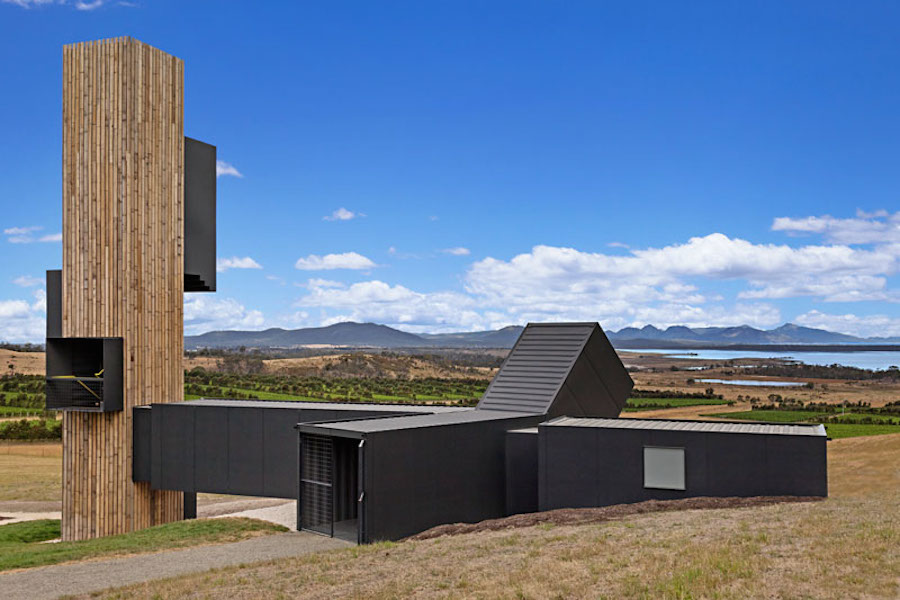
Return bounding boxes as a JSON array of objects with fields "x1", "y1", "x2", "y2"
[
  {"x1": 0, "y1": 349, "x2": 44, "y2": 376},
  {"x1": 408, "y1": 495, "x2": 823, "y2": 541}
]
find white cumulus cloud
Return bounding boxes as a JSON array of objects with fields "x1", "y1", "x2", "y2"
[
  {"x1": 12, "y1": 275, "x2": 42, "y2": 288},
  {"x1": 772, "y1": 210, "x2": 900, "y2": 245},
  {"x1": 215, "y1": 160, "x2": 243, "y2": 178},
  {"x1": 441, "y1": 247, "x2": 471, "y2": 256},
  {"x1": 465, "y1": 234, "x2": 899, "y2": 320},
  {"x1": 0, "y1": 291, "x2": 46, "y2": 343},
  {"x1": 1, "y1": 0, "x2": 59, "y2": 7},
  {"x1": 296, "y1": 279, "x2": 488, "y2": 333},
  {"x1": 3, "y1": 226, "x2": 61, "y2": 244},
  {"x1": 323, "y1": 208, "x2": 363, "y2": 221},
  {"x1": 216, "y1": 256, "x2": 263, "y2": 273},
  {"x1": 794, "y1": 310, "x2": 900, "y2": 339},
  {"x1": 295, "y1": 252, "x2": 376, "y2": 271},
  {"x1": 184, "y1": 296, "x2": 264, "y2": 335},
  {"x1": 1, "y1": 0, "x2": 114, "y2": 9}
]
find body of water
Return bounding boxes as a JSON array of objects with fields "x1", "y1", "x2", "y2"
[
  {"x1": 626, "y1": 349, "x2": 900, "y2": 371},
  {"x1": 697, "y1": 378, "x2": 805, "y2": 387}
]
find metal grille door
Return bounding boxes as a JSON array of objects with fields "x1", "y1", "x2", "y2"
[{"x1": 300, "y1": 434, "x2": 333, "y2": 536}]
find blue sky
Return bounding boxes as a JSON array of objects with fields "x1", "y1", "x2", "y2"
[{"x1": 1, "y1": 1, "x2": 899, "y2": 341}]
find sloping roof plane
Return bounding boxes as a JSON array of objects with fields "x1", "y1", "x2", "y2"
[
  {"x1": 477, "y1": 322, "x2": 633, "y2": 418},
  {"x1": 546, "y1": 417, "x2": 827, "y2": 437}
]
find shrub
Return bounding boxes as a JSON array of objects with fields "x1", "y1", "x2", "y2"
[{"x1": 0, "y1": 419, "x2": 62, "y2": 440}]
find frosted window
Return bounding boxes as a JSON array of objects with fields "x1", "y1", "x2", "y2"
[{"x1": 643, "y1": 447, "x2": 685, "y2": 490}]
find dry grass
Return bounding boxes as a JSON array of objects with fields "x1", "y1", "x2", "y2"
[
  {"x1": 260, "y1": 354, "x2": 497, "y2": 379},
  {"x1": 74, "y1": 434, "x2": 900, "y2": 600},
  {"x1": 0, "y1": 441, "x2": 62, "y2": 457},
  {"x1": 0, "y1": 449, "x2": 61, "y2": 502},
  {"x1": 0, "y1": 349, "x2": 44, "y2": 376},
  {"x1": 75, "y1": 495, "x2": 898, "y2": 600},
  {"x1": 828, "y1": 432, "x2": 900, "y2": 498}
]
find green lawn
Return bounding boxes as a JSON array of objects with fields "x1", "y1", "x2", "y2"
[
  {"x1": 0, "y1": 405, "x2": 45, "y2": 416},
  {"x1": 710, "y1": 409, "x2": 900, "y2": 438},
  {"x1": 190, "y1": 385, "x2": 321, "y2": 402},
  {"x1": 823, "y1": 423, "x2": 900, "y2": 439},
  {"x1": 710, "y1": 410, "x2": 826, "y2": 423},
  {"x1": 826, "y1": 412, "x2": 900, "y2": 425},
  {"x1": 624, "y1": 397, "x2": 731, "y2": 411},
  {"x1": 0, "y1": 517, "x2": 286, "y2": 572}
]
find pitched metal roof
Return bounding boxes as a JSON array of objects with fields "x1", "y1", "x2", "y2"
[
  {"x1": 476, "y1": 322, "x2": 633, "y2": 417},
  {"x1": 297, "y1": 408, "x2": 534, "y2": 435},
  {"x1": 545, "y1": 417, "x2": 827, "y2": 437}
]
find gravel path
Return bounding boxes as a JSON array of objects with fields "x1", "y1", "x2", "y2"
[
  {"x1": 197, "y1": 497, "x2": 289, "y2": 518},
  {"x1": 0, "y1": 496, "x2": 286, "y2": 525},
  {"x1": 211, "y1": 500, "x2": 297, "y2": 529},
  {"x1": 0, "y1": 510, "x2": 61, "y2": 525},
  {"x1": 0, "y1": 531, "x2": 349, "y2": 600},
  {"x1": 0, "y1": 501, "x2": 61, "y2": 513}
]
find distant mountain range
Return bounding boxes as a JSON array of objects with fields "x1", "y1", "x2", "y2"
[{"x1": 185, "y1": 321, "x2": 900, "y2": 350}]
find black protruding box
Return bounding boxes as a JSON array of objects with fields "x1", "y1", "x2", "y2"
[
  {"x1": 46, "y1": 270, "x2": 62, "y2": 338},
  {"x1": 45, "y1": 337, "x2": 123, "y2": 412},
  {"x1": 184, "y1": 136, "x2": 216, "y2": 292},
  {"x1": 133, "y1": 406, "x2": 152, "y2": 482}
]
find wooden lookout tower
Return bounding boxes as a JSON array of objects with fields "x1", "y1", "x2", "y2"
[{"x1": 46, "y1": 37, "x2": 216, "y2": 541}]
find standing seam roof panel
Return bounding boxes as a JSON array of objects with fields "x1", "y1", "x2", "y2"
[
  {"x1": 545, "y1": 417, "x2": 827, "y2": 436},
  {"x1": 477, "y1": 323, "x2": 596, "y2": 414}
]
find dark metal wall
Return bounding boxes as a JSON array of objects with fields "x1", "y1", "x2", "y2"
[
  {"x1": 133, "y1": 406, "x2": 152, "y2": 482},
  {"x1": 539, "y1": 425, "x2": 827, "y2": 510},
  {"x1": 505, "y1": 429, "x2": 538, "y2": 515},
  {"x1": 137, "y1": 403, "x2": 408, "y2": 498},
  {"x1": 361, "y1": 415, "x2": 541, "y2": 542},
  {"x1": 46, "y1": 270, "x2": 62, "y2": 338},
  {"x1": 545, "y1": 327, "x2": 633, "y2": 419},
  {"x1": 184, "y1": 137, "x2": 216, "y2": 293}
]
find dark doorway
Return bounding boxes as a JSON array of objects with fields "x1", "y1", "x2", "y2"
[
  {"x1": 298, "y1": 434, "x2": 360, "y2": 543},
  {"x1": 332, "y1": 437, "x2": 359, "y2": 542},
  {"x1": 299, "y1": 434, "x2": 333, "y2": 536}
]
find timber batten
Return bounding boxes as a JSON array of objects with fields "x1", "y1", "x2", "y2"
[{"x1": 61, "y1": 37, "x2": 184, "y2": 540}]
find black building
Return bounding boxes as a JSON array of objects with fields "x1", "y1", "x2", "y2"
[
  {"x1": 133, "y1": 322, "x2": 828, "y2": 544},
  {"x1": 536, "y1": 417, "x2": 828, "y2": 510}
]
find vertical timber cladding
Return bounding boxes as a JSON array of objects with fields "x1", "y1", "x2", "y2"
[{"x1": 61, "y1": 38, "x2": 184, "y2": 540}]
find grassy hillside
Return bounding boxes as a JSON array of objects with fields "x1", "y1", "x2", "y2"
[
  {"x1": 0, "y1": 518, "x2": 286, "y2": 572},
  {"x1": 75, "y1": 433, "x2": 900, "y2": 600}
]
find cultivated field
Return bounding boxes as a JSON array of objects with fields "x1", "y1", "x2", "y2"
[
  {"x1": 621, "y1": 350, "x2": 900, "y2": 408},
  {"x1": 1, "y1": 346, "x2": 898, "y2": 598},
  {"x1": 7, "y1": 346, "x2": 900, "y2": 407}
]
